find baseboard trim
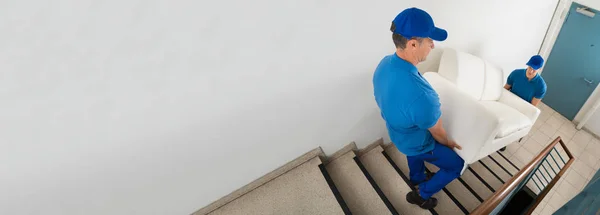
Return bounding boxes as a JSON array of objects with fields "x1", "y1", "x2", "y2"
[
  {"x1": 357, "y1": 138, "x2": 384, "y2": 157},
  {"x1": 192, "y1": 147, "x2": 325, "y2": 215},
  {"x1": 383, "y1": 141, "x2": 393, "y2": 148},
  {"x1": 581, "y1": 127, "x2": 600, "y2": 140},
  {"x1": 323, "y1": 142, "x2": 358, "y2": 164}
]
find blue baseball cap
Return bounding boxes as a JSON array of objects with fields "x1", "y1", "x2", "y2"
[
  {"x1": 526, "y1": 55, "x2": 544, "y2": 70},
  {"x1": 391, "y1": 8, "x2": 447, "y2": 41}
]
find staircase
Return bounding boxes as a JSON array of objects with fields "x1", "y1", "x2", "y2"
[{"x1": 194, "y1": 138, "x2": 571, "y2": 215}]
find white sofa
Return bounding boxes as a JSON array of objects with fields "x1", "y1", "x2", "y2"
[{"x1": 422, "y1": 48, "x2": 541, "y2": 170}]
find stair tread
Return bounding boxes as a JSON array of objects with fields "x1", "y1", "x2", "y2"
[
  {"x1": 384, "y1": 145, "x2": 464, "y2": 214},
  {"x1": 207, "y1": 157, "x2": 345, "y2": 215},
  {"x1": 359, "y1": 146, "x2": 432, "y2": 215},
  {"x1": 425, "y1": 163, "x2": 480, "y2": 212},
  {"x1": 469, "y1": 161, "x2": 504, "y2": 190},
  {"x1": 429, "y1": 187, "x2": 465, "y2": 215},
  {"x1": 459, "y1": 168, "x2": 494, "y2": 200},
  {"x1": 480, "y1": 157, "x2": 513, "y2": 182},
  {"x1": 325, "y1": 151, "x2": 392, "y2": 215},
  {"x1": 490, "y1": 153, "x2": 520, "y2": 175}
]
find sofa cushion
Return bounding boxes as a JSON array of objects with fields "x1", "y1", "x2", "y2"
[
  {"x1": 481, "y1": 61, "x2": 504, "y2": 101},
  {"x1": 438, "y1": 48, "x2": 485, "y2": 100},
  {"x1": 480, "y1": 101, "x2": 532, "y2": 138}
]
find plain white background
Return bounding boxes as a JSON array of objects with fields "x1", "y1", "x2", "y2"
[{"x1": 0, "y1": 0, "x2": 558, "y2": 214}]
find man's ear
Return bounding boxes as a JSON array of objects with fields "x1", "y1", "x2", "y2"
[{"x1": 407, "y1": 40, "x2": 417, "y2": 49}]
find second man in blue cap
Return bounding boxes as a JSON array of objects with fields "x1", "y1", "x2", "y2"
[{"x1": 504, "y1": 55, "x2": 548, "y2": 106}]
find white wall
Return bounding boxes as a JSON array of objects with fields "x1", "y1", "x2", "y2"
[{"x1": 0, "y1": 0, "x2": 558, "y2": 214}]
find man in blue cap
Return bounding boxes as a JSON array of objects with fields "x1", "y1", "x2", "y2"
[
  {"x1": 498, "y1": 55, "x2": 547, "y2": 152},
  {"x1": 504, "y1": 55, "x2": 548, "y2": 106},
  {"x1": 373, "y1": 8, "x2": 464, "y2": 209}
]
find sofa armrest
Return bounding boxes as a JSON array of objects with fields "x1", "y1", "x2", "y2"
[
  {"x1": 423, "y1": 72, "x2": 500, "y2": 164},
  {"x1": 498, "y1": 89, "x2": 541, "y2": 123}
]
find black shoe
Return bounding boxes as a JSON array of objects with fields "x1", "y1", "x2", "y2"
[
  {"x1": 499, "y1": 146, "x2": 507, "y2": 152},
  {"x1": 406, "y1": 190, "x2": 438, "y2": 209}
]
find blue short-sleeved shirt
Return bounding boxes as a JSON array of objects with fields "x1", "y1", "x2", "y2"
[
  {"x1": 507, "y1": 69, "x2": 547, "y2": 103},
  {"x1": 373, "y1": 54, "x2": 441, "y2": 156}
]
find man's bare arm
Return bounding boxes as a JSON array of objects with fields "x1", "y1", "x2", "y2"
[
  {"x1": 428, "y1": 118, "x2": 462, "y2": 150},
  {"x1": 531, "y1": 98, "x2": 541, "y2": 106},
  {"x1": 504, "y1": 84, "x2": 511, "y2": 90}
]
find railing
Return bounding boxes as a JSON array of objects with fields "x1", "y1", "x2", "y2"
[{"x1": 470, "y1": 137, "x2": 575, "y2": 215}]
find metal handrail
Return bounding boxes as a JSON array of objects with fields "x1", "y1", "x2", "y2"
[{"x1": 470, "y1": 137, "x2": 575, "y2": 215}]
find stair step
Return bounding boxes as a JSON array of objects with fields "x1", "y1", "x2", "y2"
[
  {"x1": 489, "y1": 153, "x2": 520, "y2": 176},
  {"x1": 325, "y1": 150, "x2": 392, "y2": 215},
  {"x1": 459, "y1": 167, "x2": 494, "y2": 200},
  {"x1": 424, "y1": 163, "x2": 480, "y2": 212},
  {"x1": 469, "y1": 161, "x2": 504, "y2": 190},
  {"x1": 384, "y1": 145, "x2": 464, "y2": 214},
  {"x1": 359, "y1": 146, "x2": 432, "y2": 215},
  {"x1": 480, "y1": 157, "x2": 513, "y2": 183},
  {"x1": 207, "y1": 157, "x2": 345, "y2": 215}
]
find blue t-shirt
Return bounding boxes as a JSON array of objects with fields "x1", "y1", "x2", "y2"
[
  {"x1": 373, "y1": 54, "x2": 441, "y2": 156},
  {"x1": 507, "y1": 69, "x2": 547, "y2": 102}
]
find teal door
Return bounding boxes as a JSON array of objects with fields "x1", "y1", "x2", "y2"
[{"x1": 542, "y1": 3, "x2": 600, "y2": 120}]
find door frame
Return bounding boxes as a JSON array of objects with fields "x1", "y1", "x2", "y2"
[{"x1": 538, "y1": 0, "x2": 600, "y2": 124}]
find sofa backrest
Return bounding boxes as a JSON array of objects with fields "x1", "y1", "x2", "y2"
[
  {"x1": 438, "y1": 48, "x2": 486, "y2": 100},
  {"x1": 437, "y1": 48, "x2": 504, "y2": 101},
  {"x1": 481, "y1": 61, "x2": 504, "y2": 101},
  {"x1": 416, "y1": 48, "x2": 444, "y2": 74}
]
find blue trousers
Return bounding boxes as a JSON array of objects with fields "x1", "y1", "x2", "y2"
[{"x1": 407, "y1": 142, "x2": 464, "y2": 199}]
